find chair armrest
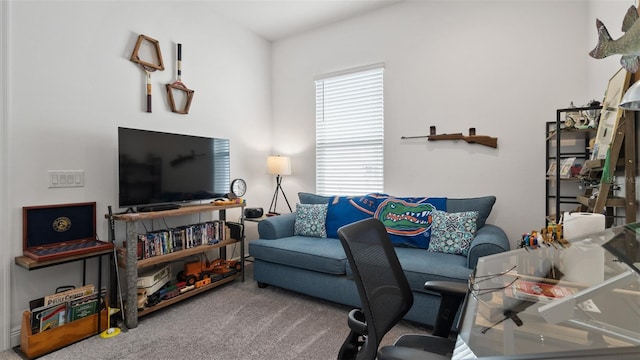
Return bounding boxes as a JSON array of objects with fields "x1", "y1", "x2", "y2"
[
  {"x1": 425, "y1": 281, "x2": 468, "y2": 338},
  {"x1": 257, "y1": 213, "x2": 296, "y2": 239},
  {"x1": 467, "y1": 224, "x2": 510, "y2": 269},
  {"x1": 424, "y1": 281, "x2": 468, "y2": 297}
]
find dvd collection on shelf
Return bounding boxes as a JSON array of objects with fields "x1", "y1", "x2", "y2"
[
  {"x1": 135, "y1": 220, "x2": 230, "y2": 260},
  {"x1": 28, "y1": 284, "x2": 106, "y2": 335}
]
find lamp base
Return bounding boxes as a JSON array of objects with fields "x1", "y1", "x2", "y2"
[{"x1": 268, "y1": 175, "x2": 292, "y2": 214}]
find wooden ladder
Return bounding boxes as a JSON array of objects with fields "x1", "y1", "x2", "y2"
[{"x1": 577, "y1": 106, "x2": 636, "y2": 225}]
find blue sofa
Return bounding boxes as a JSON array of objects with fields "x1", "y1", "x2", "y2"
[{"x1": 248, "y1": 193, "x2": 510, "y2": 326}]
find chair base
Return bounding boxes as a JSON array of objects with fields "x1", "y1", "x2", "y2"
[
  {"x1": 393, "y1": 334, "x2": 455, "y2": 356},
  {"x1": 377, "y1": 333, "x2": 455, "y2": 360},
  {"x1": 378, "y1": 345, "x2": 450, "y2": 360}
]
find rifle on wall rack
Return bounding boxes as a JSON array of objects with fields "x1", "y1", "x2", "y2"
[{"x1": 401, "y1": 126, "x2": 498, "y2": 149}]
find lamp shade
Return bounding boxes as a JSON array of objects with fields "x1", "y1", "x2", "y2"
[
  {"x1": 620, "y1": 79, "x2": 640, "y2": 110},
  {"x1": 267, "y1": 155, "x2": 291, "y2": 175}
]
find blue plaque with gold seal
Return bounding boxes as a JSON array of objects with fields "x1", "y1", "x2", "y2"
[{"x1": 22, "y1": 202, "x2": 113, "y2": 261}]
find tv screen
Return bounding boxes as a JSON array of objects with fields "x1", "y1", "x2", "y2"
[{"x1": 118, "y1": 127, "x2": 230, "y2": 210}]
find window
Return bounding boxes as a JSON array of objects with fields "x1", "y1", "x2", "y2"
[{"x1": 315, "y1": 65, "x2": 384, "y2": 196}]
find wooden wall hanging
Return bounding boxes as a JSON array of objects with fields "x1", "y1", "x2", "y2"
[
  {"x1": 166, "y1": 43, "x2": 194, "y2": 114},
  {"x1": 401, "y1": 126, "x2": 498, "y2": 148},
  {"x1": 130, "y1": 34, "x2": 164, "y2": 113}
]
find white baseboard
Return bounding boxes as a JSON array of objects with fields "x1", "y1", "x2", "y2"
[{"x1": 10, "y1": 327, "x2": 20, "y2": 348}]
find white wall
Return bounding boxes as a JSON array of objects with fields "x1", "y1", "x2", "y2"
[
  {"x1": 4, "y1": 1, "x2": 272, "y2": 347},
  {"x1": 271, "y1": 0, "x2": 629, "y2": 246},
  {"x1": 1, "y1": 0, "x2": 634, "y2": 351},
  {"x1": 1, "y1": 0, "x2": 9, "y2": 352}
]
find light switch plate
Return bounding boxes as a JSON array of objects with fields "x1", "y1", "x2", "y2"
[{"x1": 48, "y1": 170, "x2": 84, "y2": 188}]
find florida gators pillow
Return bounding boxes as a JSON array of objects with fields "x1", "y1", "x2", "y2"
[
  {"x1": 374, "y1": 196, "x2": 447, "y2": 249},
  {"x1": 325, "y1": 193, "x2": 383, "y2": 239}
]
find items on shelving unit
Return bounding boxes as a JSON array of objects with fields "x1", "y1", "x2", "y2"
[
  {"x1": 545, "y1": 105, "x2": 600, "y2": 225},
  {"x1": 135, "y1": 220, "x2": 229, "y2": 260},
  {"x1": 545, "y1": 95, "x2": 637, "y2": 228},
  {"x1": 108, "y1": 202, "x2": 245, "y2": 329}
]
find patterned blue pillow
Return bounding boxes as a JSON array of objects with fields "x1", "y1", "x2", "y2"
[
  {"x1": 294, "y1": 203, "x2": 328, "y2": 238},
  {"x1": 428, "y1": 210, "x2": 478, "y2": 256}
]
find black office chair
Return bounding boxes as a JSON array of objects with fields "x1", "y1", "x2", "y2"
[{"x1": 337, "y1": 218, "x2": 468, "y2": 360}]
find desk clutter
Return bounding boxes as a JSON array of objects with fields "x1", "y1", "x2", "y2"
[
  {"x1": 519, "y1": 224, "x2": 569, "y2": 250},
  {"x1": 521, "y1": 212, "x2": 606, "y2": 251}
]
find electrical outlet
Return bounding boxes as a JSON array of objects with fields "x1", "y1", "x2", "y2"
[{"x1": 48, "y1": 170, "x2": 84, "y2": 188}]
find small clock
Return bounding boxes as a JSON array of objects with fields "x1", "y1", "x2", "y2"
[{"x1": 231, "y1": 178, "x2": 247, "y2": 197}]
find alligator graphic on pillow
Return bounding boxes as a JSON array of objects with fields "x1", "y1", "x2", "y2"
[{"x1": 325, "y1": 193, "x2": 446, "y2": 249}]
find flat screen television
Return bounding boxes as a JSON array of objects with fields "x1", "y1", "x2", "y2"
[{"x1": 118, "y1": 127, "x2": 230, "y2": 211}]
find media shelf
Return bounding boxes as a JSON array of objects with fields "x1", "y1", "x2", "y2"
[
  {"x1": 111, "y1": 202, "x2": 244, "y2": 221},
  {"x1": 137, "y1": 274, "x2": 239, "y2": 317},
  {"x1": 117, "y1": 238, "x2": 240, "y2": 269},
  {"x1": 108, "y1": 202, "x2": 245, "y2": 329}
]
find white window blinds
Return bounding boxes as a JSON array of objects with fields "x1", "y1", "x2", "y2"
[{"x1": 315, "y1": 66, "x2": 384, "y2": 196}]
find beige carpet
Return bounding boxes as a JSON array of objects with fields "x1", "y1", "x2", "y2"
[{"x1": 3, "y1": 262, "x2": 430, "y2": 360}]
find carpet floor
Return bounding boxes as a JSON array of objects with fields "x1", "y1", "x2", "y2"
[{"x1": 2, "y1": 262, "x2": 431, "y2": 360}]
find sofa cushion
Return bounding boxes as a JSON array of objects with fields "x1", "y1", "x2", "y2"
[
  {"x1": 298, "y1": 192, "x2": 331, "y2": 204},
  {"x1": 446, "y1": 196, "x2": 495, "y2": 228},
  {"x1": 428, "y1": 210, "x2": 478, "y2": 256},
  {"x1": 248, "y1": 236, "x2": 347, "y2": 275},
  {"x1": 394, "y1": 247, "x2": 473, "y2": 291},
  {"x1": 294, "y1": 203, "x2": 328, "y2": 238},
  {"x1": 344, "y1": 246, "x2": 472, "y2": 290}
]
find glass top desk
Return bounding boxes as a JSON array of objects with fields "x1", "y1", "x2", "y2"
[{"x1": 453, "y1": 223, "x2": 640, "y2": 359}]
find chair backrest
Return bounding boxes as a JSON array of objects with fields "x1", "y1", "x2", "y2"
[{"x1": 337, "y1": 218, "x2": 414, "y2": 359}]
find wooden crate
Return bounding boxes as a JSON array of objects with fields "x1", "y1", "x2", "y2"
[{"x1": 20, "y1": 304, "x2": 108, "y2": 359}]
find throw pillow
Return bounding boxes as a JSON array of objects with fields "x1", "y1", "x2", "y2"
[
  {"x1": 373, "y1": 195, "x2": 447, "y2": 249},
  {"x1": 325, "y1": 193, "x2": 385, "y2": 238},
  {"x1": 294, "y1": 203, "x2": 328, "y2": 238},
  {"x1": 446, "y1": 196, "x2": 495, "y2": 228},
  {"x1": 298, "y1": 192, "x2": 331, "y2": 205},
  {"x1": 428, "y1": 210, "x2": 478, "y2": 256}
]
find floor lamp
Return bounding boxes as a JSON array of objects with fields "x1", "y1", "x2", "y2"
[{"x1": 267, "y1": 155, "x2": 292, "y2": 215}]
